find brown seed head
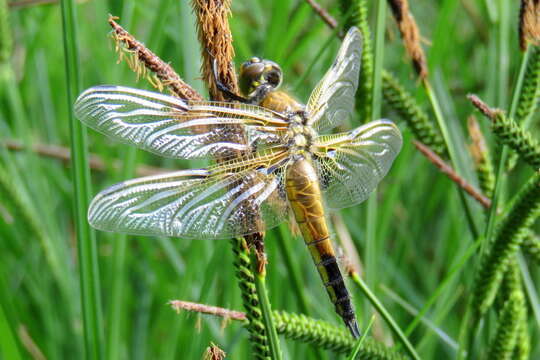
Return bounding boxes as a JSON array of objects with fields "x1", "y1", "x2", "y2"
[
  {"x1": 107, "y1": 15, "x2": 203, "y2": 100},
  {"x1": 467, "y1": 116, "x2": 489, "y2": 165},
  {"x1": 203, "y1": 343, "x2": 226, "y2": 360},
  {"x1": 191, "y1": 0, "x2": 238, "y2": 100},
  {"x1": 388, "y1": 0, "x2": 428, "y2": 79},
  {"x1": 520, "y1": 0, "x2": 540, "y2": 51}
]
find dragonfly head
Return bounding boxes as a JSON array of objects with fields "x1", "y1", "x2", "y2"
[{"x1": 239, "y1": 57, "x2": 283, "y2": 96}]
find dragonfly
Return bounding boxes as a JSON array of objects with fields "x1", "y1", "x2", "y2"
[{"x1": 74, "y1": 27, "x2": 402, "y2": 337}]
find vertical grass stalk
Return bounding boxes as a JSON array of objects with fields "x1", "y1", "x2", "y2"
[
  {"x1": 0, "y1": 300, "x2": 22, "y2": 360},
  {"x1": 423, "y1": 81, "x2": 479, "y2": 238},
  {"x1": 251, "y1": 254, "x2": 282, "y2": 360},
  {"x1": 60, "y1": 1, "x2": 104, "y2": 358},
  {"x1": 275, "y1": 227, "x2": 326, "y2": 360},
  {"x1": 276, "y1": 226, "x2": 311, "y2": 315},
  {"x1": 338, "y1": 0, "x2": 373, "y2": 121},
  {"x1": 106, "y1": 148, "x2": 137, "y2": 359},
  {"x1": 0, "y1": 0, "x2": 12, "y2": 66},
  {"x1": 346, "y1": 316, "x2": 374, "y2": 360},
  {"x1": 364, "y1": 0, "x2": 387, "y2": 292},
  {"x1": 230, "y1": 238, "x2": 271, "y2": 359}
]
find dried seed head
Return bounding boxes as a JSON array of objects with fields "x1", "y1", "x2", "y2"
[
  {"x1": 468, "y1": 116, "x2": 489, "y2": 165},
  {"x1": 203, "y1": 343, "x2": 226, "y2": 360},
  {"x1": 168, "y1": 300, "x2": 247, "y2": 321},
  {"x1": 414, "y1": 140, "x2": 491, "y2": 209},
  {"x1": 520, "y1": 0, "x2": 540, "y2": 51},
  {"x1": 468, "y1": 94, "x2": 497, "y2": 119},
  {"x1": 467, "y1": 116, "x2": 495, "y2": 198},
  {"x1": 191, "y1": 0, "x2": 238, "y2": 100},
  {"x1": 108, "y1": 15, "x2": 203, "y2": 101},
  {"x1": 388, "y1": 0, "x2": 428, "y2": 79}
]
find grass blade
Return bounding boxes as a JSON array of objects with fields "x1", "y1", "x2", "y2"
[
  {"x1": 60, "y1": 0, "x2": 104, "y2": 358},
  {"x1": 346, "y1": 315, "x2": 374, "y2": 360},
  {"x1": 350, "y1": 273, "x2": 420, "y2": 360}
]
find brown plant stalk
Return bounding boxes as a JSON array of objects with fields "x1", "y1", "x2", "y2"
[
  {"x1": 519, "y1": 0, "x2": 540, "y2": 51},
  {"x1": 191, "y1": 0, "x2": 267, "y2": 271},
  {"x1": 203, "y1": 343, "x2": 227, "y2": 360},
  {"x1": 191, "y1": 0, "x2": 238, "y2": 100},
  {"x1": 387, "y1": 0, "x2": 428, "y2": 79},
  {"x1": 108, "y1": 15, "x2": 203, "y2": 101},
  {"x1": 468, "y1": 116, "x2": 490, "y2": 167},
  {"x1": 169, "y1": 300, "x2": 247, "y2": 321},
  {"x1": 9, "y1": 0, "x2": 57, "y2": 8},
  {"x1": 468, "y1": 94, "x2": 496, "y2": 118},
  {"x1": 189, "y1": 3, "x2": 274, "y2": 357},
  {"x1": 414, "y1": 140, "x2": 492, "y2": 209},
  {"x1": 304, "y1": 0, "x2": 338, "y2": 32},
  {"x1": 2, "y1": 139, "x2": 166, "y2": 176},
  {"x1": 468, "y1": 116, "x2": 495, "y2": 198}
]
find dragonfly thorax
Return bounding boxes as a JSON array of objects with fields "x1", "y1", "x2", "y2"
[{"x1": 287, "y1": 111, "x2": 315, "y2": 154}]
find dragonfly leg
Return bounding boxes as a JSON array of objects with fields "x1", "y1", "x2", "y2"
[
  {"x1": 207, "y1": 53, "x2": 249, "y2": 102},
  {"x1": 246, "y1": 232, "x2": 267, "y2": 274}
]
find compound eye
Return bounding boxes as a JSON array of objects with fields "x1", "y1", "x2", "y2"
[
  {"x1": 240, "y1": 62, "x2": 265, "y2": 81},
  {"x1": 265, "y1": 67, "x2": 282, "y2": 88},
  {"x1": 239, "y1": 61, "x2": 265, "y2": 94}
]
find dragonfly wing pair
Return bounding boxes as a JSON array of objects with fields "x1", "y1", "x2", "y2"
[
  {"x1": 75, "y1": 85, "x2": 289, "y2": 160},
  {"x1": 306, "y1": 25, "x2": 362, "y2": 133},
  {"x1": 87, "y1": 166, "x2": 289, "y2": 239},
  {"x1": 74, "y1": 26, "x2": 402, "y2": 240},
  {"x1": 313, "y1": 120, "x2": 402, "y2": 210}
]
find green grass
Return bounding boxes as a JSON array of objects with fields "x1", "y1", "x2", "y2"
[{"x1": 1, "y1": 0, "x2": 539, "y2": 359}]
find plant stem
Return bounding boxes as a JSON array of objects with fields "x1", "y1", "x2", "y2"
[
  {"x1": 251, "y1": 254, "x2": 282, "y2": 360},
  {"x1": 230, "y1": 237, "x2": 270, "y2": 359},
  {"x1": 424, "y1": 81, "x2": 480, "y2": 238},
  {"x1": 276, "y1": 226, "x2": 311, "y2": 315},
  {"x1": 483, "y1": 48, "x2": 532, "y2": 254},
  {"x1": 346, "y1": 316, "x2": 374, "y2": 360},
  {"x1": 365, "y1": 0, "x2": 386, "y2": 291},
  {"x1": 107, "y1": 148, "x2": 137, "y2": 359},
  {"x1": 60, "y1": 1, "x2": 104, "y2": 358},
  {"x1": 350, "y1": 273, "x2": 420, "y2": 360}
]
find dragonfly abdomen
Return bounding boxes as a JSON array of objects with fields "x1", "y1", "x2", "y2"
[{"x1": 285, "y1": 157, "x2": 360, "y2": 338}]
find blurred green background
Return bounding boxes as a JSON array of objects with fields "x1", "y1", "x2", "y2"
[{"x1": 0, "y1": 0, "x2": 538, "y2": 359}]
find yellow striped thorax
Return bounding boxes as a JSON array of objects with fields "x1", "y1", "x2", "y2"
[{"x1": 286, "y1": 111, "x2": 316, "y2": 156}]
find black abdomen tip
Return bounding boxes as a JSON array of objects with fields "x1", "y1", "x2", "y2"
[{"x1": 346, "y1": 318, "x2": 361, "y2": 338}]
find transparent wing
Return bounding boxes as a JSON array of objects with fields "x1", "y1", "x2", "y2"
[
  {"x1": 74, "y1": 85, "x2": 288, "y2": 160},
  {"x1": 306, "y1": 27, "x2": 362, "y2": 133},
  {"x1": 88, "y1": 151, "x2": 290, "y2": 239},
  {"x1": 312, "y1": 120, "x2": 402, "y2": 210}
]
